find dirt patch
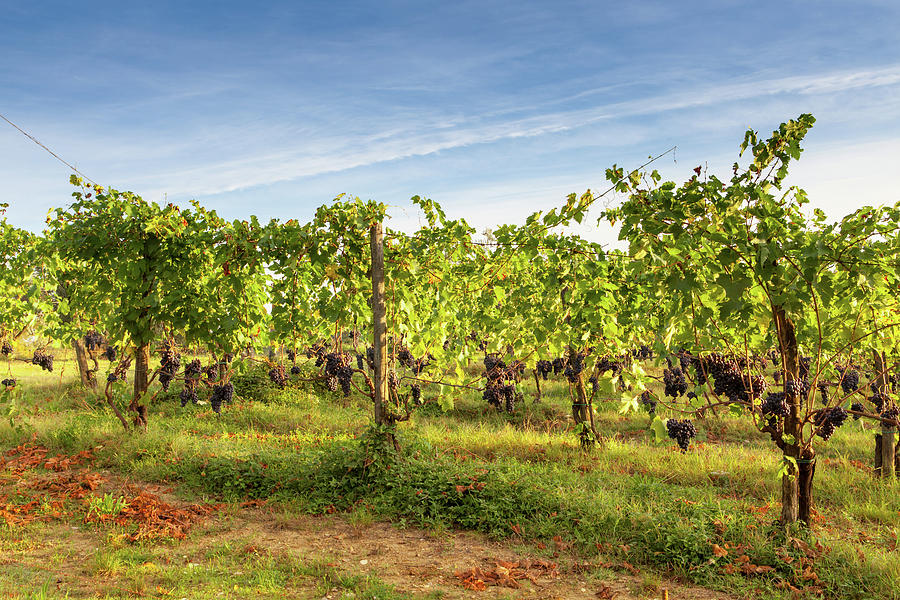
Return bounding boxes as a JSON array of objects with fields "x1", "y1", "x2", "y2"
[{"x1": 205, "y1": 506, "x2": 738, "y2": 600}]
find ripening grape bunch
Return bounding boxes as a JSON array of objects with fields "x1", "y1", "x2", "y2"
[
  {"x1": 840, "y1": 369, "x2": 860, "y2": 394},
  {"x1": 633, "y1": 344, "x2": 653, "y2": 360},
  {"x1": 290, "y1": 365, "x2": 301, "y2": 375},
  {"x1": 869, "y1": 391, "x2": 887, "y2": 413},
  {"x1": 1, "y1": 378, "x2": 15, "y2": 388},
  {"x1": 210, "y1": 382, "x2": 234, "y2": 414},
  {"x1": 551, "y1": 357, "x2": 567, "y2": 376},
  {"x1": 356, "y1": 353, "x2": 365, "y2": 370},
  {"x1": 83, "y1": 330, "x2": 104, "y2": 352},
  {"x1": 410, "y1": 383, "x2": 422, "y2": 405},
  {"x1": 596, "y1": 356, "x2": 623, "y2": 376},
  {"x1": 880, "y1": 404, "x2": 900, "y2": 425},
  {"x1": 388, "y1": 371, "x2": 400, "y2": 391},
  {"x1": 286, "y1": 349, "x2": 296, "y2": 363},
  {"x1": 666, "y1": 418, "x2": 697, "y2": 451},
  {"x1": 268, "y1": 364, "x2": 288, "y2": 388},
  {"x1": 640, "y1": 390, "x2": 656, "y2": 415},
  {"x1": 180, "y1": 386, "x2": 198, "y2": 407},
  {"x1": 663, "y1": 367, "x2": 688, "y2": 398},
  {"x1": 103, "y1": 345, "x2": 117, "y2": 361},
  {"x1": 536, "y1": 360, "x2": 552, "y2": 380},
  {"x1": 0, "y1": 340, "x2": 12, "y2": 356},
  {"x1": 814, "y1": 407, "x2": 848, "y2": 440},
  {"x1": 158, "y1": 342, "x2": 181, "y2": 391},
  {"x1": 31, "y1": 349, "x2": 53, "y2": 372},
  {"x1": 564, "y1": 352, "x2": 586, "y2": 384},
  {"x1": 784, "y1": 377, "x2": 810, "y2": 399}
]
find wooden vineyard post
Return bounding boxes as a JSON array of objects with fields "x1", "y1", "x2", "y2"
[
  {"x1": 873, "y1": 350, "x2": 895, "y2": 479},
  {"x1": 370, "y1": 221, "x2": 388, "y2": 427}
]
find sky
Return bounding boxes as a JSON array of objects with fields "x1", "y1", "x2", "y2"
[{"x1": 1, "y1": 0, "x2": 899, "y2": 241}]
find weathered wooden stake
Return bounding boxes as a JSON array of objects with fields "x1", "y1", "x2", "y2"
[{"x1": 370, "y1": 222, "x2": 388, "y2": 426}]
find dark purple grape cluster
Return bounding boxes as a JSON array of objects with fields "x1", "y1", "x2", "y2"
[
  {"x1": 84, "y1": 330, "x2": 104, "y2": 352},
  {"x1": 551, "y1": 357, "x2": 567, "y2": 376},
  {"x1": 107, "y1": 372, "x2": 118, "y2": 383},
  {"x1": 204, "y1": 365, "x2": 219, "y2": 383},
  {"x1": 783, "y1": 378, "x2": 810, "y2": 399},
  {"x1": 870, "y1": 391, "x2": 887, "y2": 413},
  {"x1": 699, "y1": 354, "x2": 766, "y2": 403},
  {"x1": 850, "y1": 401, "x2": 864, "y2": 419},
  {"x1": 536, "y1": 360, "x2": 552, "y2": 380},
  {"x1": 290, "y1": 365, "x2": 301, "y2": 376},
  {"x1": 306, "y1": 342, "x2": 327, "y2": 367},
  {"x1": 356, "y1": 353, "x2": 364, "y2": 370},
  {"x1": 663, "y1": 368, "x2": 688, "y2": 398},
  {"x1": 365, "y1": 346, "x2": 375, "y2": 369},
  {"x1": 597, "y1": 356, "x2": 623, "y2": 376},
  {"x1": 31, "y1": 349, "x2": 54, "y2": 372},
  {"x1": 640, "y1": 390, "x2": 656, "y2": 415},
  {"x1": 840, "y1": 369, "x2": 860, "y2": 395},
  {"x1": 564, "y1": 352, "x2": 586, "y2": 384},
  {"x1": 388, "y1": 370, "x2": 400, "y2": 391},
  {"x1": 0, "y1": 340, "x2": 12, "y2": 356},
  {"x1": 286, "y1": 349, "x2": 296, "y2": 362},
  {"x1": 268, "y1": 364, "x2": 288, "y2": 388},
  {"x1": 158, "y1": 342, "x2": 181, "y2": 392},
  {"x1": 483, "y1": 382, "x2": 516, "y2": 413},
  {"x1": 180, "y1": 387, "x2": 198, "y2": 407},
  {"x1": 104, "y1": 345, "x2": 117, "y2": 361},
  {"x1": 185, "y1": 359, "x2": 202, "y2": 378},
  {"x1": 410, "y1": 384, "x2": 422, "y2": 405},
  {"x1": 323, "y1": 352, "x2": 354, "y2": 397},
  {"x1": 880, "y1": 404, "x2": 900, "y2": 425},
  {"x1": 210, "y1": 382, "x2": 234, "y2": 414},
  {"x1": 589, "y1": 374, "x2": 599, "y2": 396},
  {"x1": 633, "y1": 345, "x2": 653, "y2": 360},
  {"x1": 1, "y1": 378, "x2": 15, "y2": 388},
  {"x1": 816, "y1": 381, "x2": 829, "y2": 404},
  {"x1": 814, "y1": 407, "x2": 848, "y2": 440},
  {"x1": 666, "y1": 419, "x2": 697, "y2": 451},
  {"x1": 761, "y1": 392, "x2": 788, "y2": 417}
]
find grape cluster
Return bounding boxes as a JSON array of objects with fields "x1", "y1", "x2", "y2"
[
  {"x1": 564, "y1": 352, "x2": 586, "y2": 384},
  {"x1": 356, "y1": 353, "x2": 365, "y2": 370},
  {"x1": 880, "y1": 404, "x2": 900, "y2": 425},
  {"x1": 388, "y1": 371, "x2": 400, "y2": 391},
  {"x1": 158, "y1": 342, "x2": 181, "y2": 392},
  {"x1": 536, "y1": 360, "x2": 552, "y2": 380},
  {"x1": 210, "y1": 382, "x2": 234, "y2": 414},
  {"x1": 323, "y1": 352, "x2": 354, "y2": 397},
  {"x1": 784, "y1": 378, "x2": 810, "y2": 399},
  {"x1": 306, "y1": 342, "x2": 328, "y2": 367},
  {"x1": 814, "y1": 407, "x2": 848, "y2": 440},
  {"x1": 290, "y1": 365, "x2": 301, "y2": 376},
  {"x1": 0, "y1": 341, "x2": 11, "y2": 356},
  {"x1": 663, "y1": 367, "x2": 688, "y2": 398},
  {"x1": 398, "y1": 347, "x2": 432, "y2": 375},
  {"x1": 633, "y1": 345, "x2": 653, "y2": 360},
  {"x1": 204, "y1": 365, "x2": 219, "y2": 383},
  {"x1": 816, "y1": 381, "x2": 829, "y2": 404},
  {"x1": 850, "y1": 401, "x2": 864, "y2": 419},
  {"x1": 840, "y1": 369, "x2": 860, "y2": 394},
  {"x1": 268, "y1": 364, "x2": 288, "y2": 388},
  {"x1": 483, "y1": 382, "x2": 516, "y2": 413},
  {"x1": 83, "y1": 330, "x2": 104, "y2": 351},
  {"x1": 597, "y1": 356, "x2": 624, "y2": 376},
  {"x1": 870, "y1": 391, "x2": 887, "y2": 413},
  {"x1": 410, "y1": 384, "x2": 422, "y2": 405},
  {"x1": 761, "y1": 392, "x2": 788, "y2": 417},
  {"x1": 31, "y1": 349, "x2": 54, "y2": 372},
  {"x1": 666, "y1": 419, "x2": 697, "y2": 451},
  {"x1": 1, "y1": 378, "x2": 15, "y2": 388},
  {"x1": 178, "y1": 359, "x2": 201, "y2": 407},
  {"x1": 104, "y1": 345, "x2": 117, "y2": 361},
  {"x1": 698, "y1": 354, "x2": 767, "y2": 403},
  {"x1": 365, "y1": 347, "x2": 375, "y2": 369},
  {"x1": 107, "y1": 372, "x2": 118, "y2": 383},
  {"x1": 640, "y1": 390, "x2": 656, "y2": 415},
  {"x1": 286, "y1": 349, "x2": 296, "y2": 362},
  {"x1": 551, "y1": 357, "x2": 567, "y2": 376}
]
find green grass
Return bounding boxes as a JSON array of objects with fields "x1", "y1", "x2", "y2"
[{"x1": 2, "y1": 351, "x2": 900, "y2": 599}]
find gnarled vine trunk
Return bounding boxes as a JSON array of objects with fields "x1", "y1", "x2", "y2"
[
  {"x1": 131, "y1": 343, "x2": 150, "y2": 429},
  {"x1": 774, "y1": 305, "x2": 812, "y2": 525},
  {"x1": 72, "y1": 338, "x2": 96, "y2": 389}
]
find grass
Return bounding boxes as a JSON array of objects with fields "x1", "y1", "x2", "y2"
[{"x1": 2, "y1": 347, "x2": 900, "y2": 599}]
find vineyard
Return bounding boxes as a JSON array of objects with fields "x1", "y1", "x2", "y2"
[{"x1": 2, "y1": 115, "x2": 900, "y2": 599}]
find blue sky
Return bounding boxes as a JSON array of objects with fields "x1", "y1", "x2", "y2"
[{"x1": 2, "y1": 1, "x2": 899, "y2": 240}]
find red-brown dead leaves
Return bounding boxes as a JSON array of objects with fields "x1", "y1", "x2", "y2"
[
  {"x1": 83, "y1": 489, "x2": 221, "y2": 542},
  {"x1": 454, "y1": 558, "x2": 558, "y2": 591}
]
